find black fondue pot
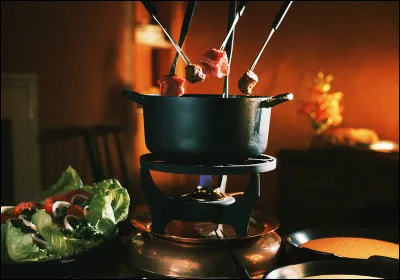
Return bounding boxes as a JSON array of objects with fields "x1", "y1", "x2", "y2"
[{"x1": 122, "y1": 90, "x2": 293, "y2": 163}]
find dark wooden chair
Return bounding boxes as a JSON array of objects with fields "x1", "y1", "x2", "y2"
[
  {"x1": 81, "y1": 125, "x2": 133, "y2": 234},
  {"x1": 1, "y1": 118, "x2": 15, "y2": 205},
  {"x1": 38, "y1": 126, "x2": 90, "y2": 188},
  {"x1": 82, "y1": 125, "x2": 130, "y2": 189},
  {"x1": 38, "y1": 123, "x2": 132, "y2": 235}
]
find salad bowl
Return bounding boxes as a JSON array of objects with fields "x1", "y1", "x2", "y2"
[
  {"x1": 1, "y1": 228, "x2": 123, "y2": 279},
  {"x1": 1, "y1": 166, "x2": 131, "y2": 279}
]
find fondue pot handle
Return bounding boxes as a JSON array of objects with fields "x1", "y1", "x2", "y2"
[
  {"x1": 260, "y1": 92, "x2": 293, "y2": 108},
  {"x1": 122, "y1": 90, "x2": 146, "y2": 105}
]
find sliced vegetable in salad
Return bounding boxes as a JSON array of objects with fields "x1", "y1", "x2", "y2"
[{"x1": 1, "y1": 166, "x2": 130, "y2": 263}]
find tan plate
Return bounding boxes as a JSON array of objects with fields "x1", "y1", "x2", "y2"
[{"x1": 131, "y1": 205, "x2": 280, "y2": 244}]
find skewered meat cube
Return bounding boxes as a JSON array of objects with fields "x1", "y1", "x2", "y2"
[
  {"x1": 185, "y1": 63, "x2": 206, "y2": 84},
  {"x1": 238, "y1": 70, "x2": 259, "y2": 95},
  {"x1": 158, "y1": 75, "x2": 185, "y2": 97},
  {"x1": 198, "y1": 48, "x2": 230, "y2": 78}
]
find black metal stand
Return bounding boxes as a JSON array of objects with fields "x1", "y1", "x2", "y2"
[{"x1": 139, "y1": 154, "x2": 276, "y2": 237}]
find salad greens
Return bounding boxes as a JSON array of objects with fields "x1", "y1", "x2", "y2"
[
  {"x1": 1, "y1": 166, "x2": 130, "y2": 263},
  {"x1": 4, "y1": 221, "x2": 55, "y2": 262},
  {"x1": 34, "y1": 166, "x2": 85, "y2": 202}
]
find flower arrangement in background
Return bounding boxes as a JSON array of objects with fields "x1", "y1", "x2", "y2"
[{"x1": 299, "y1": 72, "x2": 344, "y2": 135}]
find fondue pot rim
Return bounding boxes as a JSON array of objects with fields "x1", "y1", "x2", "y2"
[
  {"x1": 122, "y1": 89, "x2": 293, "y2": 107},
  {"x1": 136, "y1": 93, "x2": 274, "y2": 99},
  {"x1": 131, "y1": 208, "x2": 280, "y2": 244}
]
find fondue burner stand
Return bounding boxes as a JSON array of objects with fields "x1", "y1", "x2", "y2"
[{"x1": 139, "y1": 153, "x2": 276, "y2": 237}]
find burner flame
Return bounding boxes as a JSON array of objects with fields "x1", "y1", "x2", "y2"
[{"x1": 199, "y1": 175, "x2": 213, "y2": 186}]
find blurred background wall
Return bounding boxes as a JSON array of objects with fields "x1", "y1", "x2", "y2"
[{"x1": 1, "y1": 1, "x2": 398, "y2": 214}]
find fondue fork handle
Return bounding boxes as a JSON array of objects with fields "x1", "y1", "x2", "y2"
[
  {"x1": 249, "y1": 1, "x2": 293, "y2": 71},
  {"x1": 222, "y1": 1, "x2": 238, "y2": 98},
  {"x1": 219, "y1": 1, "x2": 247, "y2": 51},
  {"x1": 169, "y1": 1, "x2": 197, "y2": 76},
  {"x1": 141, "y1": 1, "x2": 192, "y2": 65},
  {"x1": 215, "y1": 229, "x2": 252, "y2": 279}
]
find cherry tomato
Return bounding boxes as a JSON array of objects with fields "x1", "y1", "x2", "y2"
[
  {"x1": 64, "y1": 190, "x2": 92, "y2": 203},
  {"x1": 66, "y1": 205, "x2": 85, "y2": 219},
  {"x1": 44, "y1": 195, "x2": 68, "y2": 216},
  {"x1": 14, "y1": 202, "x2": 38, "y2": 217}
]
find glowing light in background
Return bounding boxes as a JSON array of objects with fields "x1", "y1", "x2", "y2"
[
  {"x1": 369, "y1": 140, "x2": 399, "y2": 153},
  {"x1": 135, "y1": 24, "x2": 172, "y2": 48}
]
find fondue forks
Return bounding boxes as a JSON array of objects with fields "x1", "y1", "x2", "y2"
[
  {"x1": 141, "y1": 1, "x2": 192, "y2": 66},
  {"x1": 215, "y1": 229, "x2": 251, "y2": 279},
  {"x1": 249, "y1": 1, "x2": 293, "y2": 72},
  {"x1": 222, "y1": 1, "x2": 238, "y2": 97},
  {"x1": 219, "y1": 1, "x2": 247, "y2": 51},
  {"x1": 169, "y1": 1, "x2": 197, "y2": 76},
  {"x1": 238, "y1": 1, "x2": 293, "y2": 95}
]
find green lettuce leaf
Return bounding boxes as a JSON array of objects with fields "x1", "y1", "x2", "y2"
[
  {"x1": 64, "y1": 237, "x2": 103, "y2": 256},
  {"x1": 84, "y1": 179, "x2": 130, "y2": 223},
  {"x1": 31, "y1": 210, "x2": 69, "y2": 256},
  {"x1": 32, "y1": 210, "x2": 104, "y2": 258},
  {"x1": 1, "y1": 223, "x2": 10, "y2": 262},
  {"x1": 5, "y1": 221, "x2": 53, "y2": 263},
  {"x1": 86, "y1": 195, "x2": 116, "y2": 239},
  {"x1": 34, "y1": 166, "x2": 83, "y2": 202}
]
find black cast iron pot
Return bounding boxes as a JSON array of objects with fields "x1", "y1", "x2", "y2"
[{"x1": 122, "y1": 90, "x2": 293, "y2": 164}]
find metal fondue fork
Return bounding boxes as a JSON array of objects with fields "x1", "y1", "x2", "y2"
[
  {"x1": 222, "y1": 1, "x2": 239, "y2": 98},
  {"x1": 219, "y1": 1, "x2": 247, "y2": 51},
  {"x1": 214, "y1": 175, "x2": 228, "y2": 233},
  {"x1": 169, "y1": 1, "x2": 197, "y2": 76},
  {"x1": 215, "y1": 229, "x2": 251, "y2": 279},
  {"x1": 249, "y1": 1, "x2": 293, "y2": 72},
  {"x1": 141, "y1": 1, "x2": 192, "y2": 66}
]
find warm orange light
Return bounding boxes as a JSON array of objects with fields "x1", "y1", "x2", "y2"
[
  {"x1": 135, "y1": 24, "x2": 172, "y2": 49},
  {"x1": 369, "y1": 140, "x2": 399, "y2": 152}
]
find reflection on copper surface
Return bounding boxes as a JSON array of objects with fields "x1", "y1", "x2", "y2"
[
  {"x1": 246, "y1": 254, "x2": 264, "y2": 265},
  {"x1": 261, "y1": 238, "x2": 282, "y2": 251},
  {"x1": 127, "y1": 231, "x2": 281, "y2": 278},
  {"x1": 131, "y1": 207, "x2": 280, "y2": 243},
  {"x1": 169, "y1": 259, "x2": 201, "y2": 276}
]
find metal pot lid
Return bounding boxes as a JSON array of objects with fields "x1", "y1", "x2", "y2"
[{"x1": 130, "y1": 205, "x2": 279, "y2": 244}]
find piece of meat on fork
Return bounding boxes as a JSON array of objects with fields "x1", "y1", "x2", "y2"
[
  {"x1": 198, "y1": 2, "x2": 247, "y2": 79},
  {"x1": 158, "y1": 75, "x2": 186, "y2": 97},
  {"x1": 198, "y1": 48, "x2": 230, "y2": 79}
]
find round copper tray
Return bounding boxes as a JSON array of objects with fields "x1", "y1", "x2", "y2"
[{"x1": 130, "y1": 205, "x2": 280, "y2": 244}]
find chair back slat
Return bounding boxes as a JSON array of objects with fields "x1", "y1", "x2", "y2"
[
  {"x1": 39, "y1": 125, "x2": 130, "y2": 191},
  {"x1": 113, "y1": 131, "x2": 130, "y2": 188},
  {"x1": 1, "y1": 118, "x2": 15, "y2": 205},
  {"x1": 101, "y1": 133, "x2": 114, "y2": 178},
  {"x1": 38, "y1": 126, "x2": 89, "y2": 188},
  {"x1": 83, "y1": 125, "x2": 130, "y2": 188}
]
